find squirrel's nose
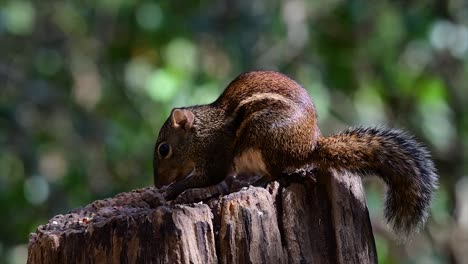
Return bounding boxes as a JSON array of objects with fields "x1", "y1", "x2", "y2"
[{"x1": 154, "y1": 168, "x2": 172, "y2": 188}]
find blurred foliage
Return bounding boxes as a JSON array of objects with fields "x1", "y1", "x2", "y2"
[{"x1": 0, "y1": 0, "x2": 467, "y2": 263}]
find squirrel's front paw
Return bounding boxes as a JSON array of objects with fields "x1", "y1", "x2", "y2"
[{"x1": 175, "y1": 188, "x2": 217, "y2": 204}]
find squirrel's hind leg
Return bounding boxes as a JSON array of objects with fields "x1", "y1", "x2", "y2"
[{"x1": 233, "y1": 106, "x2": 317, "y2": 173}]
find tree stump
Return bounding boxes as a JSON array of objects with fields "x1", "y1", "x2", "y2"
[{"x1": 27, "y1": 170, "x2": 377, "y2": 264}]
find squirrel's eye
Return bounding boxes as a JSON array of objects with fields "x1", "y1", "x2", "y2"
[{"x1": 158, "y1": 143, "x2": 171, "y2": 158}]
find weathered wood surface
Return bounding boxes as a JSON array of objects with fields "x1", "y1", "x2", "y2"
[{"x1": 27, "y1": 170, "x2": 377, "y2": 264}]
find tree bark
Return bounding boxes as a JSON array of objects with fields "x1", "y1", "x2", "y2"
[{"x1": 27, "y1": 170, "x2": 377, "y2": 264}]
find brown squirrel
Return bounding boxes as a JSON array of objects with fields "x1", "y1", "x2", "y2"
[{"x1": 153, "y1": 70, "x2": 438, "y2": 237}]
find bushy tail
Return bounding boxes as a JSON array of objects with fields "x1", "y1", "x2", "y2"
[{"x1": 312, "y1": 127, "x2": 438, "y2": 237}]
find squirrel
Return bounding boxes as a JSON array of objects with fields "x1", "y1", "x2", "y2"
[{"x1": 153, "y1": 70, "x2": 438, "y2": 237}]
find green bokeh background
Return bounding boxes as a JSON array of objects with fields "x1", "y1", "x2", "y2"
[{"x1": 1, "y1": 1, "x2": 467, "y2": 263}]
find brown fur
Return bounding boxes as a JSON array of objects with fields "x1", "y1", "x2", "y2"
[{"x1": 153, "y1": 71, "x2": 438, "y2": 237}]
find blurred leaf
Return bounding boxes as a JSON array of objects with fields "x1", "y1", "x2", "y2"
[
  {"x1": 1, "y1": 1, "x2": 35, "y2": 35},
  {"x1": 417, "y1": 77, "x2": 447, "y2": 105},
  {"x1": 354, "y1": 80, "x2": 386, "y2": 124},
  {"x1": 23, "y1": 175, "x2": 50, "y2": 205},
  {"x1": 135, "y1": 2, "x2": 163, "y2": 32},
  {"x1": 164, "y1": 38, "x2": 198, "y2": 74},
  {"x1": 145, "y1": 68, "x2": 181, "y2": 103},
  {"x1": 416, "y1": 77, "x2": 454, "y2": 153}
]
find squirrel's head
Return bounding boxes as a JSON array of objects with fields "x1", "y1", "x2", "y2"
[{"x1": 153, "y1": 108, "x2": 197, "y2": 188}]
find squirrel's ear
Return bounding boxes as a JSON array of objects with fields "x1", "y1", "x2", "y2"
[{"x1": 171, "y1": 109, "x2": 194, "y2": 131}]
